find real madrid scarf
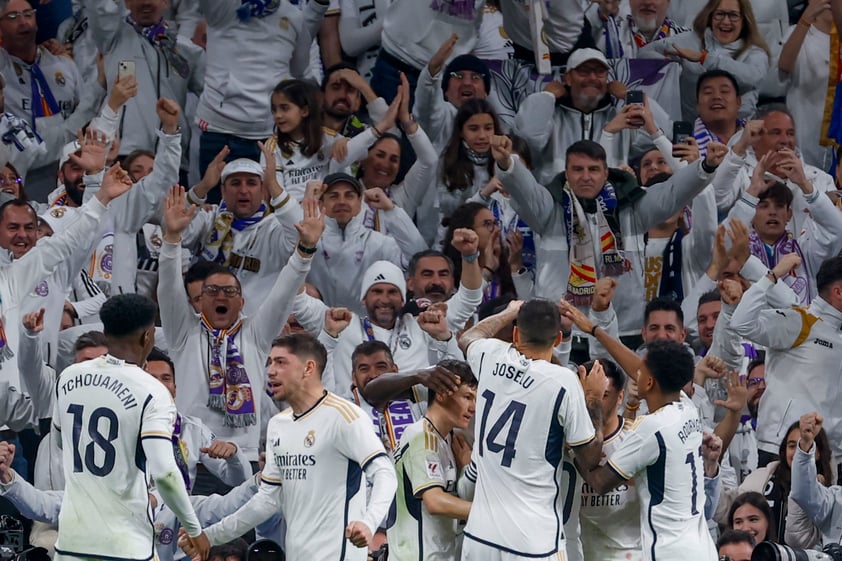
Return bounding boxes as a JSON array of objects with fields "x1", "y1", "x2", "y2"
[
  {"x1": 201, "y1": 315, "x2": 256, "y2": 427},
  {"x1": 125, "y1": 15, "x2": 190, "y2": 79},
  {"x1": 748, "y1": 228, "x2": 810, "y2": 304},
  {"x1": 27, "y1": 50, "x2": 60, "y2": 131},
  {"x1": 202, "y1": 202, "x2": 268, "y2": 266},
  {"x1": 172, "y1": 414, "x2": 191, "y2": 490},
  {"x1": 562, "y1": 182, "x2": 625, "y2": 306},
  {"x1": 693, "y1": 116, "x2": 745, "y2": 157}
]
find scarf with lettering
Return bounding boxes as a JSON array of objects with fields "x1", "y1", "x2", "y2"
[
  {"x1": 237, "y1": 0, "x2": 280, "y2": 21},
  {"x1": 429, "y1": 0, "x2": 478, "y2": 20},
  {"x1": 562, "y1": 182, "x2": 625, "y2": 306},
  {"x1": 202, "y1": 202, "x2": 268, "y2": 266},
  {"x1": 201, "y1": 315, "x2": 256, "y2": 427},
  {"x1": 27, "y1": 51, "x2": 60, "y2": 130},
  {"x1": 748, "y1": 228, "x2": 810, "y2": 304},
  {"x1": 172, "y1": 414, "x2": 191, "y2": 490},
  {"x1": 631, "y1": 17, "x2": 679, "y2": 50},
  {"x1": 693, "y1": 116, "x2": 745, "y2": 157},
  {"x1": 125, "y1": 15, "x2": 190, "y2": 79}
]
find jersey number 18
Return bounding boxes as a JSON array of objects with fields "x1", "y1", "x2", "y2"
[{"x1": 67, "y1": 404, "x2": 119, "y2": 477}]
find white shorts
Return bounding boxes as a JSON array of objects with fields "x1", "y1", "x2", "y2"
[{"x1": 461, "y1": 538, "x2": 568, "y2": 561}]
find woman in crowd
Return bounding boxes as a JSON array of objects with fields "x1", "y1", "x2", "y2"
[
  {"x1": 639, "y1": 0, "x2": 770, "y2": 120},
  {"x1": 442, "y1": 201, "x2": 514, "y2": 304},
  {"x1": 718, "y1": 420, "x2": 833, "y2": 545}
]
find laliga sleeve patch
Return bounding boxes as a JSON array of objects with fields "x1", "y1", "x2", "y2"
[{"x1": 426, "y1": 459, "x2": 441, "y2": 480}]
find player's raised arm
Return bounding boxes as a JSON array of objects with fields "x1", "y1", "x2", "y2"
[
  {"x1": 559, "y1": 300, "x2": 644, "y2": 381},
  {"x1": 458, "y1": 299, "x2": 523, "y2": 352}
]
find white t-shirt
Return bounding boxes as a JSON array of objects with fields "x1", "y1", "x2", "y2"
[
  {"x1": 607, "y1": 396, "x2": 717, "y2": 561},
  {"x1": 464, "y1": 338, "x2": 595, "y2": 557},
  {"x1": 580, "y1": 416, "x2": 643, "y2": 561},
  {"x1": 262, "y1": 392, "x2": 388, "y2": 561},
  {"x1": 52, "y1": 355, "x2": 177, "y2": 559}
]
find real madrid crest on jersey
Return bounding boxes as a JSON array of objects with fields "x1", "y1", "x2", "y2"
[
  {"x1": 279, "y1": 16, "x2": 289, "y2": 30},
  {"x1": 54, "y1": 71, "x2": 66, "y2": 87},
  {"x1": 398, "y1": 333, "x2": 412, "y2": 350},
  {"x1": 304, "y1": 430, "x2": 316, "y2": 448},
  {"x1": 34, "y1": 280, "x2": 48, "y2": 297},
  {"x1": 51, "y1": 207, "x2": 66, "y2": 218}
]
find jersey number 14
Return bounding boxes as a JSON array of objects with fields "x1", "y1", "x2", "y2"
[{"x1": 477, "y1": 389, "x2": 526, "y2": 468}]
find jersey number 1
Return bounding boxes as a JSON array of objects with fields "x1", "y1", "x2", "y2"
[
  {"x1": 684, "y1": 447, "x2": 701, "y2": 516},
  {"x1": 477, "y1": 389, "x2": 526, "y2": 468},
  {"x1": 68, "y1": 404, "x2": 119, "y2": 477}
]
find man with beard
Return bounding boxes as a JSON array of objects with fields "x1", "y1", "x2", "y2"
[
  {"x1": 321, "y1": 64, "x2": 389, "y2": 139},
  {"x1": 588, "y1": 0, "x2": 689, "y2": 57},
  {"x1": 292, "y1": 241, "x2": 480, "y2": 400},
  {"x1": 513, "y1": 48, "x2": 672, "y2": 184},
  {"x1": 50, "y1": 99, "x2": 184, "y2": 298},
  {"x1": 403, "y1": 249, "x2": 483, "y2": 332}
]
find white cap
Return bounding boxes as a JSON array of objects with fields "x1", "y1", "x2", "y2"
[
  {"x1": 58, "y1": 140, "x2": 81, "y2": 168},
  {"x1": 359, "y1": 260, "x2": 406, "y2": 302},
  {"x1": 566, "y1": 48, "x2": 610, "y2": 71},
  {"x1": 220, "y1": 158, "x2": 264, "y2": 182}
]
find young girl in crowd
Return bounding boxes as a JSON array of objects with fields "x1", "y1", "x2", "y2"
[
  {"x1": 717, "y1": 421, "x2": 833, "y2": 546},
  {"x1": 433, "y1": 99, "x2": 502, "y2": 243},
  {"x1": 728, "y1": 492, "x2": 775, "y2": 543},
  {"x1": 263, "y1": 78, "x2": 398, "y2": 201}
]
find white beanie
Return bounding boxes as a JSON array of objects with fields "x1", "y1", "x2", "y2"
[{"x1": 359, "y1": 260, "x2": 406, "y2": 302}]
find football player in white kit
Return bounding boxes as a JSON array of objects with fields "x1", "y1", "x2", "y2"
[
  {"x1": 179, "y1": 333, "x2": 398, "y2": 561},
  {"x1": 577, "y1": 358, "x2": 643, "y2": 561},
  {"x1": 457, "y1": 299, "x2": 608, "y2": 561},
  {"x1": 560, "y1": 300, "x2": 718, "y2": 561},
  {"x1": 52, "y1": 293, "x2": 209, "y2": 561}
]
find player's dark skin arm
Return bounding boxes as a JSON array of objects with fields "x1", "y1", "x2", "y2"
[
  {"x1": 575, "y1": 459, "x2": 627, "y2": 496},
  {"x1": 833, "y1": 3, "x2": 842, "y2": 35},
  {"x1": 361, "y1": 366, "x2": 461, "y2": 412},
  {"x1": 559, "y1": 301, "x2": 642, "y2": 382}
]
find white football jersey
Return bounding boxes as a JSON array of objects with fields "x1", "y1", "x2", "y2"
[
  {"x1": 580, "y1": 416, "x2": 643, "y2": 561},
  {"x1": 389, "y1": 417, "x2": 462, "y2": 561},
  {"x1": 607, "y1": 396, "x2": 717, "y2": 561},
  {"x1": 262, "y1": 392, "x2": 388, "y2": 561},
  {"x1": 464, "y1": 338, "x2": 595, "y2": 557},
  {"x1": 52, "y1": 355, "x2": 177, "y2": 560}
]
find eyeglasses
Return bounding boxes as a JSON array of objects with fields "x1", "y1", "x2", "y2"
[
  {"x1": 450, "y1": 71, "x2": 485, "y2": 83},
  {"x1": 2, "y1": 9, "x2": 36, "y2": 21},
  {"x1": 479, "y1": 218, "x2": 501, "y2": 232},
  {"x1": 712, "y1": 10, "x2": 741, "y2": 22},
  {"x1": 203, "y1": 285, "x2": 241, "y2": 297},
  {"x1": 0, "y1": 176, "x2": 21, "y2": 186},
  {"x1": 747, "y1": 377, "x2": 766, "y2": 388}
]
